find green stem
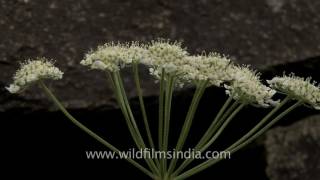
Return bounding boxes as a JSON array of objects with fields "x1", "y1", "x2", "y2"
[
  {"x1": 110, "y1": 72, "x2": 142, "y2": 149},
  {"x1": 229, "y1": 101, "x2": 301, "y2": 153},
  {"x1": 158, "y1": 68, "x2": 165, "y2": 176},
  {"x1": 39, "y1": 81, "x2": 155, "y2": 179},
  {"x1": 109, "y1": 73, "x2": 161, "y2": 173},
  {"x1": 228, "y1": 96, "x2": 290, "y2": 150},
  {"x1": 108, "y1": 72, "x2": 143, "y2": 149},
  {"x1": 167, "y1": 80, "x2": 208, "y2": 174},
  {"x1": 133, "y1": 63, "x2": 156, "y2": 150},
  {"x1": 172, "y1": 99, "x2": 238, "y2": 176},
  {"x1": 175, "y1": 100, "x2": 301, "y2": 180},
  {"x1": 200, "y1": 103, "x2": 245, "y2": 151},
  {"x1": 162, "y1": 74, "x2": 176, "y2": 174},
  {"x1": 112, "y1": 71, "x2": 160, "y2": 175},
  {"x1": 197, "y1": 97, "x2": 235, "y2": 149},
  {"x1": 115, "y1": 71, "x2": 146, "y2": 146}
]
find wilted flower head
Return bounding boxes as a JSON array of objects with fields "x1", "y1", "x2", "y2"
[
  {"x1": 224, "y1": 66, "x2": 277, "y2": 107},
  {"x1": 6, "y1": 58, "x2": 63, "y2": 93},
  {"x1": 180, "y1": 53, "x2": 234, "y2": 86},
  {"x1": 147, "y1": 40, "x2": 188, "y2": 78},
  {"x1": 80, "y1": 42, "x2": 149, "y2": 72},
  {"x1": 267, "y1": 74, "x2": 320, "y2": 109}
]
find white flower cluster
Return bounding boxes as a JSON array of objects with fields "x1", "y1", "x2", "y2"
[
  {"x1": 80, "y1": 41, "x2": 233, "y2": 86},
  {"x1": 7, "y1": 40, "x2": 320, "y2": 112},
  {"x1": 6, "y1": 58, "x2": 63, "y2": 93},
  {"x1": 80, "y1": 42, "x2": 149, "y2": 72},
  {"x1": 224, "y1": 66, "x2": 278, "y2": 107},
  {"x1": 180, "y1": 53, "x2": 234, "y2": 86},
  {"x1": 267, "y1": 75, "x2": 320, "y2": 109},
  {"x1": 147, "y1": 40, "x2": 188, "y2": 78},
  {"x1": 80, "y1": 40, "x2": 279, "y2": 107}
]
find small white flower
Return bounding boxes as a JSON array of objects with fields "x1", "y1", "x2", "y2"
[
  {"x1": 146, "y1": 40, "x2": 188, "y2": 78},
  {"x1": 146, "y1": 42, "x2": 235, "y2": 88},
  {"x1": 180, "y1": 53, "x2": 234, "y2": 86},
  {"x1": 91, "y1": 60, "x2": 108, "y2": 70},
  {"x1": 6, "y1": 84, "x2": 21, "y2": 94},
  {"x1": 6, "y1": 58, "x2": 63, "y2": 94},
  {"x1": 225, "y1": 65, "x2": 277, "y2": 107},
  {"x1": 267, "y1": 74, "x2": 320, "y2": 109},
  {"x1": 81, "y1": 42, "x2": 149, "y2": 72},
  {"x1": 126, "y1": 42, "x2": 149, "y2": 64}
]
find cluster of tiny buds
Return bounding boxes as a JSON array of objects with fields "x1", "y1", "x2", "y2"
[
  {"x1": 268, "y1": 74, "x2": 320, "y2": 109},
  {"x1": 6, "y1": 40, "x2": 320, "y2": 110},
  {"x1": 224, "y1": 65, "x2": 278, "y2": 107},
  {"x1": 180, "y1": 53, "x2": 234, "y2": 87},
  {"x1": 6, "y1": 58, "x2": 63, "y2": 94},
  {"x1": 146, "y1": 40, "x2": 189, "y2": 78},
  {"x1": 80, "y1": 42, "x2": 149, "y2": 72}
]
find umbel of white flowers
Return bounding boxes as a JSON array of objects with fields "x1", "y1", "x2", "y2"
[
  {"x1": 180, "y1": 54, "x2": 234, "y2": 87},
  {"x1": 79, "y1": 40, "x2": 279, "y2": 107},
  {"x1": 80, "y1": 42, "x2": 149, "y2": 72},
  {"x1": 225, "y1": 65, "x2": 278, "y2": 107},
  {"x1": 7, "y1": 40, "x2": 320, "y2": 109},
  {"x1": 268, "y1": 74, "x2": 320, "y2": 109},
  {"x1": 6, "y1": 58, "x2": 63, "y2": 93},
  {"x1": 6, "y1": 40, "x2": 320, "y2": 180}
]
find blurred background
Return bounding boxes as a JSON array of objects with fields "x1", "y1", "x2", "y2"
[{"x1": 1, "y1": 0, "x2": 320, "y2": 179}]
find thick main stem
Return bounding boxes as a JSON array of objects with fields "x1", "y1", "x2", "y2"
[{"x1": 39, "y1": 82, "x2": 155, "y2": 179}]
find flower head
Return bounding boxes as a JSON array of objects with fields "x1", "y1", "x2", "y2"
[
  {"x1": 267, "y1": 74, "x2": 320, "y2": 109},
  {"x1": 126, "y1": 42, "x2": 150, "y2": 64},
  {"x1": 147, "y1": 40, "x2": 188, "y2": 78},
  {"x1": 81, "y1": 42, "x2": 149, "y2": 72},
  {"x1": 224, "y1": 65, "x2": 277, "y2": 107},
  {"x1": 6, "y1": 58, "x2": 63, "y2": 93},
  {"x1": 180, "y1": 53, "x2": 235, "y2": 86}
]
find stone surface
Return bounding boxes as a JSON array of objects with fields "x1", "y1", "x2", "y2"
[
  {"x1": 1, "y1": 0, "x2": 320, "y2": 111},
  {"x1": 265, "y1": 115, "x2": 320, "y2": 180}
]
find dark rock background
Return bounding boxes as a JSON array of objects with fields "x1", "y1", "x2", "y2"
[
  {"x1": 1, "y1": 0, "x2": 320, "y2": 179},
  {"x1": 265, "y1": 115, "x2": 320, "y2": 180}
]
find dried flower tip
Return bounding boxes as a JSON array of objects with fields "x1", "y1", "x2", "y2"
[
  {"x1": 6, "y1": 58, "x2": 63, "y2": 93},
  {"x1": 225, "y1": 65, "x2": 277, "y2": 107},
  {"x1": 267, "y1": 74, "x2": 320, "y2": 109}
]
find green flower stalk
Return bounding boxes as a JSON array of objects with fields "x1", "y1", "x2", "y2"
[
  {"x1": 174, "y1": 100, "x2": 302, "y2": 180},
  {"x1": 171, "y1": 65, "x2": 278, "y2": 176},
  {"x1": 167, "y1": 53, "x2": 235, "y2": 174},
  {"x1": 6, "y1": 58, "x2": 156, "y2": 179},
  {"x1": 81, "y1": 42, "x2": 160, "y2": 174},
  {"x1": 7, "y1": 40, "x2": 320, "y2": 180}
]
